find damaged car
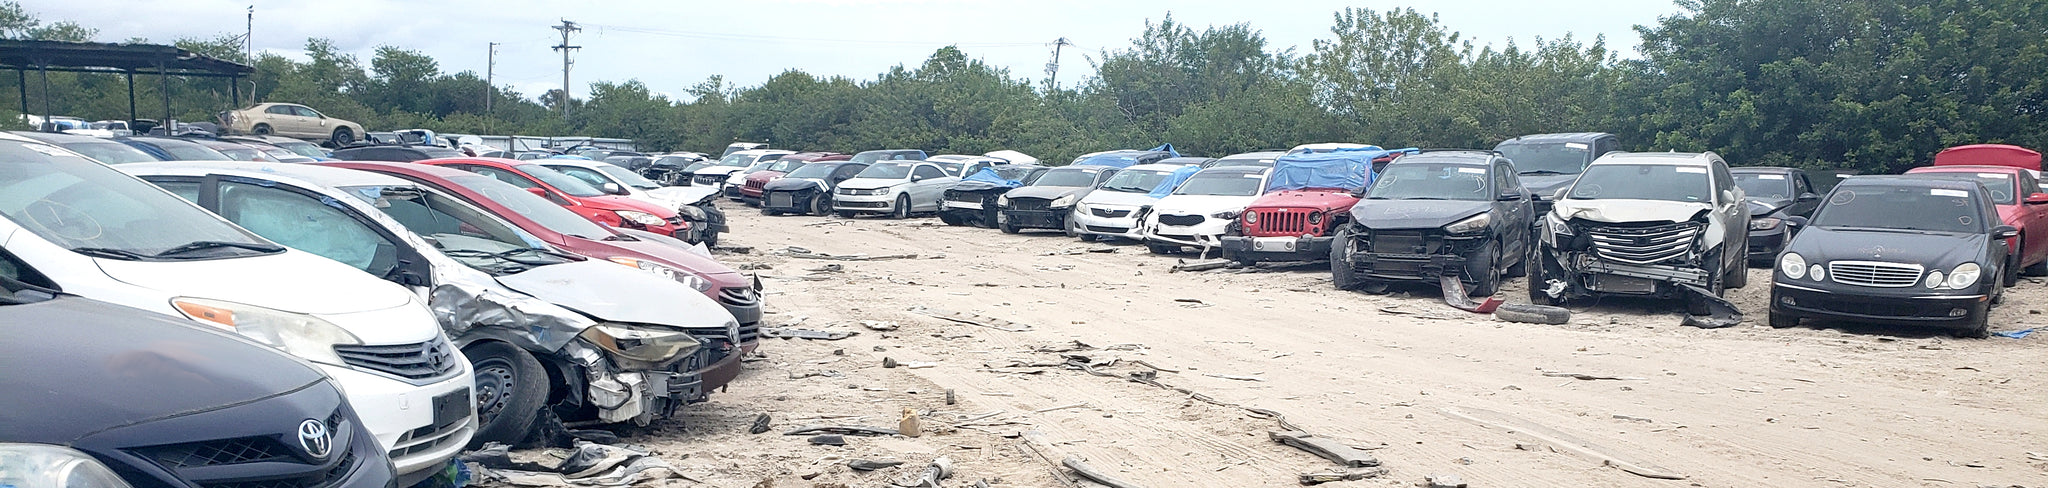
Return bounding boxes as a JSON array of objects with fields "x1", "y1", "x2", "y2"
[
  {"x1": 1530, "y1": 152, "x2": 1749, "y2": 313},
  {"x1": 1142, "y1": 165, "x2": 1272, "y2": 254},
  {"x1": 691, "y1": 149, "x2": 793, "y2": 189},
  {"x1": 421, "y1": 158, "x2": 694, "y2": 241},
  {"x1": 642, "y1": 153, "x2": 706, "y2": 185},
  {"x1": 741, "y1": 152, "x2": 849, "y2": 206},
  {"x1": 834, "y1": 161, "x2": 961, "y2": 219},
  {"x1": 1732, "y1": 167, "x2": 1821, "y2": 266},
  {"x1": 1770, "y1": 176, "x2": 2013, "y2": 338},
  {"x1": 942, "y1": 164, "x2": 1047, "y2": 228},
  {"x1": 1071, "y1": 163, "x2": 1201, "y2": 241},
  {"x1": 761, "y1": 161, "x2": 871, "y2": 216},
  {"x1": 123, "y1": 162, "x2": 742, "y2": 448},
  {"x1": 1907, "y1": 155, "x2": 2048, "y2": 281},
  {"x1": 1219, "y1": 147, "x2": 1417, "y2": 264},
  {"x1": 536, "y1": 158, "x2": 727, "y2": 245},
  {"x1": 1330, "y1": 150, "x2": 1535, "y2": 296},
  {"x1": 996, "y1": 163, "x2": 1126, "y2": 235},
  {"x1": 1494, "y1": 132, "x2": 1619, "y2": 217}
]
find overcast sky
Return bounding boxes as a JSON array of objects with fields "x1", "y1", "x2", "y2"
[{"x1": 25, "y1": 1, "x2": 1688, "y2": 102}]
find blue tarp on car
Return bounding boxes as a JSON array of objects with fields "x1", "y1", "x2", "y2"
[
  {"x1": 1147, "y1": 165, "x2": 1203, "y2": 198},
  {"x1": 963, "y1": 167, "x2": 1025, "y2": 187},
  {"x1": 1148, "y1": 144, "x2": 1181, "y2": 158},
  {"x1": 1073, "y1": 153, "x2": 1147, "y2": 169},
  {"x1": 1264, "y1": 147, "x2": 1418, "y2": 192}
]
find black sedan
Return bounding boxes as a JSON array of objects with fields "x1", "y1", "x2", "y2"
[
  {"x1": 1770, "y1": 176, "x2": 2013, "y2": 338},
  {"x1": 761, "y1": 161, "x2": 870, "y2": 216},
  {"x1": 0, "y1": 269, "x2": 393, "y2": 488},
  {"x1": 1733, "y1": 167, "x2": 1822, "y2": 266},
  {"x1": 942, "y1": 164, "x2": 1047, "y2": 228},
  {"x1": 1332, "y1": 150, "x2": 1535, "y2": 296}
]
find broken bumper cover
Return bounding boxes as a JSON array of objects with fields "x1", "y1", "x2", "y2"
[
  {"x1": 1344, "y1": 251, "x2": 1473, "y2": 282},
  {"x1": 1555, "y1": 255, "x2": 1712, "y2": 297},
  {"x1": 571, "y1": 340, "x2": 710, "y2": 425},
  {"x1": 1220, "y1": 235, "x2": 1335, "y2": 262},
  {"x1": 834, "y1": 193, "x2": 896, "y2": 213},
  {"x1": 1001, "y1": 209, "x2": 1069, "y2": 230},
  {"x1": 763, "y1": 189, "x2": 818, "y2": 213},
  {"x1": 1771, "y1": 282, "x2": 1989, "y2": 328},
  {"x1": 1070, "y1": 209, "x2": 1145, "y2": 239}
]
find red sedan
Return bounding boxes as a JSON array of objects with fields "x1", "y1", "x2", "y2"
[
  {"x1": 417, "y1": 157, "x2": 690, "y2": 238},
  {"x1": 1905, "y1": 163, "x2": 2048, "y2": 281}
]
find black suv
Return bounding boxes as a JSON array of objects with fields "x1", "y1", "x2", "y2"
[
  {"x1": 1493, "y1": 132, "x2": 1619, "y2": 215},
  {"x1": 1332, "y1": 150, "x2": 1535, "y2": 296},
  {"x1": 0, "y1": 254, "x2": 393, "y2": 488}
]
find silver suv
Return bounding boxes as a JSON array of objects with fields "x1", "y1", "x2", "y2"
[{"x1": 1530, "y1": 152, "x2": 1749, "y2": 313}]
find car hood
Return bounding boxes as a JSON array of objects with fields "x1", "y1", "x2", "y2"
[
  {"x1": 1246, "y1": 189, "x2": 1359, "y2": 211},
  {"x1": 94, "y1": 250, "x2": 414, "y2": 315},
  {"x1": 1520, "y1": 174, "x2": 1581, "y2": 197},
  {"x1": 948, "y1": 180, "x2": 1017, "y2": 193},
  {"x1": 0, "y1": 297, "x2": 327, "y2": 444},
  {"x1": 602, "y1": 228, "x2": 751, "y2": 289},
  {"x1": 1004, "y1": 185, "x2": 1087, "y2": 201},
  {"x1": 1747, "y1": 198, "x2": 1792, "y2": 217},
  {"x1": 692, "y1": 165, "x2": 745, "y2": 176},
  {"x1": 839, "y1": 178, "x2": 907, "y2": 191},
  {"x1": 1551, "y1": 199, "x2": 1712, "y2": 224},
  {"x1": 1081, "y1": 190, "x2": 1160, "y2": 208},
  {"x1": 1790, "y1": 226, "x2": 1989, "y2": 269},
  {"x1": 582, "y1": 193, "x2": 679, "y2": 217},
  {"x1": 764, "y1": 178, "x2": 828, "y2": 192},
  {"x1": 1350, "y1": 199, "x2": 1490, "y2": 229},
  {"x1": 647, "y1": 186, "x2": 720, "y2": 205},
  {"x1": 493, "y1": 260, "x2": 734, "y2": 328},
  {"x1": 1153, "y1": 195, "x2": 1259, "y2": 215}
]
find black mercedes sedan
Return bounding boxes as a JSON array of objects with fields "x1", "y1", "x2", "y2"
[
  {"x1": 0, "y1": 261, "x2": 394, "y2": 488},
  {"x1": 1770, "y1": 176, "x2": 2014, "y2": 338},
  {"x1": 1332, "y1": 150, "x2": 1535, "y2": 296}
]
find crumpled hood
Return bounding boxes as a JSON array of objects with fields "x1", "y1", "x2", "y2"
[
  {"x1": 1152, "y1": 195, "x2": 1259, "y2": 216},
  {"x1": 1004, "y1": 185, "x2": 1087, "y2": 201},
  {"x1": 838, "y1": 177, "x2": 906, "y2": 191},
  {"x1": 1521, "y1": 174, "x2": 1580, "y2": 199},
  {"x1": 494, "y1": 260, "x2": 735, "y2": 329},
  {"x1": 764, "y1": 178, "x2": 827, "y2": 192},
  {"x1": 1080, "y1": 190, "x2": 1160, "y2": 208},
  {"x1": 95, "y1": 250, "x2": 414, "y2": 315},
  {"x1": 1350, "y1": 199, "x2": 1490, "y2": 230},
  {"x1": 1792, "y1": 226, "x2": 1988, "y2": 269},
  {"x1": 647, "y1": 186, "x2": 719, "y2": 205},
  {"x1": 604, "y1": 227, "x2": 750, "y2": 289},
  {"x1": 947, "y1": 180, "x2": 1018, "y2": 193},
  {"x1": 1247, "y1": 189, "x2": 1359, "y2": 211},
  {"x1": 1552, "y1": 199, "x2": 1712, "y2": 224}
]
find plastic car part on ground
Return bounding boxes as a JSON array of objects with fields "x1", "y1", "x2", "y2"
[
  {"x1": 461, "y1": 442, "x2": 680, "y2": 486},
  {"x1": 1679, "y1": 284, "x2": 1745, "y2": 328}
]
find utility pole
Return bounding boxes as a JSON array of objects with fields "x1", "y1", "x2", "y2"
[
  {"x1": 551, "y1": 20, "x2": 580, "y2": 121},
  {"x1": 1046, "y1": 37, "x2": 1072, "y2": 90},
  {"x1": 485, "y1": 42, "x2": 497, "y2": 133},
  {"x1": 244, "y1": 6, "x2": 253, "y2": 62}
]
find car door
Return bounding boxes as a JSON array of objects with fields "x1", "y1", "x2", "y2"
[
  {"x1": 1709, "y1": 158, "x2": 1746, "y2": 271},
  {"x1": 294, "y1": 106, "x2": 330, "y2": 136},
  {"x1": 258, "y1": 105, "x2": 298, "y2": 135},
  {"x1": 1493, "y1": 160, "x2": 1532, "y2": 259},
  {"x1": 909, "y1": 164, "x2": 952, "y2": 211},
  {"x1": 1788, "y1": 170, "x2": 1821, "y2": 217},
  {"x1": 2017, "y1": 170, "x2": 2048, "y2": 265}
]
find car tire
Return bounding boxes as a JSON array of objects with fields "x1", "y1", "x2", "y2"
[
  {"x1": 1953, "y1": 309, "x2": 1991, "y2": 339},
  {"x1": 1767, "y1": 310, "x2": 1800, "y2": 328},
  {"x1": 940, "y1": 213, "x2": 965, "y2": 226},
  {"x1": 252, "y1": 123, "x2": 272, "y2": 135},
  {"x1": 999, "y1": 215, "x2": 1021, "y2": 234},
  {"x1": 1495, "y1": 303, "x2": 1571, "y2": 325},
  {"x1": 1147, "y1": 243, "x2": 1180, "y2": 255},
  {"x1": 809, "y1": 195, "x2": 832, "y2": 216},
  {"x1": 1330, "y1": 227, "x2": 1361, "y2": 290},
  {"x1": 762, "y1": 207, "x2": 780, "y2": 216},
  {"x1": 980, "y1": 207, "x2": 1001, "y2": 229},
  {"x1": 891, "y1": 195, "x2": 912, "y2": 219},
  {"x1": 330, "y1": 127, "x2": 355, "y2": 146},
  {"x1": 2003, "y1": 253, "x2": 2020, "y2": 287},
  {"x1": 1468, "y1": 244, "x2": 1502, "y2": 297},
  {"x1": 1063, "y1": 217, "x2": 1081, "y2": 238},
  {"x1": 464, "y1": 341, "x2": 550, "y2": 448},
  {"x1": 1725, "y1": 243, "x2": 1749, "y2": 289},
  {"x1": 1528, "y1": 247, "x2": 1566, "y2": 306}
]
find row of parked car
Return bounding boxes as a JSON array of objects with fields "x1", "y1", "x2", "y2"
[
  {"x1": 704, "y1": 136, "x2": 2044, "y2": 339},
  {"x1": 0, "y1": 132, "x2": 764, "y2": 488}
]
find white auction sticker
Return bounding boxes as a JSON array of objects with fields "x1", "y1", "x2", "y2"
[
  {"x1": 1564, "y1": 143, "x2": 1589, "y2": 150},
  {"x1": 1676, "y1": 167, "x2": 1707, "y2": 174},
  {"x1": 1758, "y1": 174, "x2": 1785, "y2": 180},
  {"x1": 1931, "y1": 189, "x2": 1968, "y2": 197},
  {"x1": 1457, "y1": 167, "x2": 1485, "y2": 174}
]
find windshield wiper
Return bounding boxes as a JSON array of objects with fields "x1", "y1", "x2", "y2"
[
  {"x1": 1827, "y1": 226, "x2": 1941, "y2": 235},
  {"x1": 1519, "y1": 170, "x2": 1572, "y2": 175},
  {"x1": 72, "y1": 247, "x2": 151, "y2": 260},
  {"x1": 152, "y1": 240, "x2": 286, "y2": 258}
]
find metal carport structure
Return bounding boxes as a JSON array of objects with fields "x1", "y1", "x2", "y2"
[{"x1": 0, "y1": 40, "x2": 254, "y2": 130}]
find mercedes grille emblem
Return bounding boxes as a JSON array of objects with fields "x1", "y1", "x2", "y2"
[{"x1": 297, "y1": 419, "x2": 333, "y2": 459}]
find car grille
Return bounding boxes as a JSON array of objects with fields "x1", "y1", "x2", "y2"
[
  {"x1": 202, "y1": 451, "x2": 355, "y2": 488},
  {"x1": 692, "y1": 174, "x2": 723, "y2": 186},
  {"x1": 1084, "y1": 225, "x2": 1129, "y2": 234},
  {"x1": 332, "y1": 339, "x2": 459, "y2": 380},
  {"x1": 134, "y1": 412, "x2": 356, "y2": 488},
  {"x1": 1008, "y1": 198, "x2": 1051, "y2": 211},
  {"x1": 388, "y1": 412, "x2": 467, "y2": 459},
  {"x1": 1828, "y1": 261, "x2": 1924, "y2": 288},
  {"x1": 946, "y1": 192, "x2": 982, "y2": 204},
  {"x1": 1157, "y1": 214, "x2": 1204, "y2": 226},
  {"x1": 141, "y1": 437, "x2": 296, "y2": 468},
  {"x1": 1586, "y1": 222, "x2": 1701, "y2": 265},
  {"x1": 719, "y1": 287, "x2": 762, "y2": 342},
  {"x1": 767, "y1": 192, "x2": 795, "y2": 208},
  {"x1": 1089, "y1": 207, "x2": 1130, "y2": 218},
  {"x1": 1251, "y1": 209, "x2": 1309, "y2": 234},
  {"x1": 1369, "y1": 230, "x2": 1434, "y2": 254},
  {"x1": 840, "y1": 201, "x2": 887, "y2": 208},
  {"x1": 744, "y1": 180, "x2": 765, "y2": 191}
]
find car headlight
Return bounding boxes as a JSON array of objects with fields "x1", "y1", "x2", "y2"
[
  {"x1": 614, "y1": 210, "x2": 667, "y2": 227},
  {"x1": 1780, "y1": 253, "x2": 1806, "y2": 279},
  {"x1": 1444, "y1": 214, "x2": 1490, "y2": 234},
  {"x1": 1809, "y1": 264, "x2": 1824, "y2": 281},
  {"x1": 1050, "y1": 194, "x2": 1076, "y2": 208},
  {"x1": 171, "y1": 298, "x2": 360, "y2": 366},
  {"x1": 0, "y1": 443, "x2": 134, "y2": 488},
  {"x1": 1926, "y1": 270, "x2": 1945, "y2": 289},
  {"x1": 1243, "y1": 210, "x2": 1258, "y2": 224},
  {"x1": 1212, "y1": 210, "x2": 1240, "y2": 220},
  {"x1": 1750, "y1": 217, "x2": 1782, "y2": 230},
  {"x1": 1947, "y1": 263, "x2": 1981, "y2": 289},
  {"x1": 578, "y1": 324, "x2": 702, "y2": 364},
  {"x1": 1308, "y1": 212, "x2": 1324, "y2": 225},
  {"x1": 607, "y1": 257, "x2": 714, "y2": 292},
  {"x1": 996, "y1": 195, "x2": 1009, "y2": 206},
  {"x1": 674, "y1": 205, "x2": 706, "y2": 220},
  {"x1": 1544, "y1": 214, "x2": 1571, "y2": 236}
]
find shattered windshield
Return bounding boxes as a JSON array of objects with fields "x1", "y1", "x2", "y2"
[
  {"x1": 0, "y1": 141, "x2": 276, "y2": 259},
  {"x1": 1811, "y1": 185, "x2": 1987, "y2": 233},
  {"x1": 1031, "y1": 168, "x2": 1100, "y2": 187},
  {"x1": 1568, "y1": 164, "x2": 1710, "y2": 203},
  {"x1": 1174, "y1": 172, "x2": 1265, "y2": 196},
  {"x1": 1734, "y1": 173, "x2": 1794, "y2": 199},
  {"x1": 342, "y1": 185, "x2": 570, "y2": 275},
  {"x1": 1497, "y1": 142, "x2": 1593, "y2": 175},
  {"x1": 1367, "y1": 163, "x2": 1491, "y2": 201}
]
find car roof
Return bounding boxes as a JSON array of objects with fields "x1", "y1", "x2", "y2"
[
  {"x1": 536, "y1": 158, "x2": 607, "y2": 169},
  {"x1": 9, "y1": 131, "x2": 117, "y2": 144},
  {"x1": 732, "y1": 149, "x2": 794, "y2": 157},
  {"x1": 1056, "y1": 165, "x2": 1116, "y2": 171},
  {"x1": 1906, "y1": 164, "x2": 2025, "y2": 175},
  {"x1": 121, "y1": 160, "x2": 411, "y2": 188},
  {"x1": 1496, "y1": 132, "x2": 1613, "y2": 144},
  {"x1": 1157, "y1": 157, "x2": 1215, "y2": 165},
  {"x1": 1730, "y1": 166, "x2": 1799, "y2": 174},
  {"x1": 1122, "y1": 163, "x2": 1192, "y2": 172},
  {"x1": 321, "y1": 160, "x2": 480, "y2": 181},
  {"x1": 1194, "y1": 166, "x2": 1268, "y2": 176},
  {"x1": 1392, "y1": 151, "x2": 1495, "y2": 165},
  {"x1": 1840, "y1": 175, "x2": 1991, "y2": 192},
  {"x1": 1591, "y1": 151, "x2": 1715, "y2": 166}
]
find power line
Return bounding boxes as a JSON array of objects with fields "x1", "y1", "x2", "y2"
[
  {"x1": 583, "y1": 23, "x2": 1046, "y2": 48},
  {"x1": 1047, "y1": 37, "x2": 1071, "y2": 89},
  {"x1": 551, "y1": 20, "x2": 580, "y2": 120}
]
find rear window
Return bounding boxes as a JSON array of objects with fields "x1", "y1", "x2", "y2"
[{"x1": 1175, "y1": 172, "x2": 1264, "y2": 196}]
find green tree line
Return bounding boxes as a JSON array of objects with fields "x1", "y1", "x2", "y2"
[{"x1": 1, "y1": 0, "x2": 2041, "y2": 173}]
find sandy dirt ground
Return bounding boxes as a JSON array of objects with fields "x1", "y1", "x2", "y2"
[{"x1": 554, "y1": 207, "x2": 2047, "y2": 488}]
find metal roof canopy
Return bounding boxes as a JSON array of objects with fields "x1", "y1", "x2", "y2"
[{"x1": 0, "y1": 40, "x2": 254, "y2": 131}]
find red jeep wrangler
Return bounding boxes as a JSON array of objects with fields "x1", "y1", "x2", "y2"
[{"x1": 1222, "y1": 147, "x2": 1416, "y2": 264}]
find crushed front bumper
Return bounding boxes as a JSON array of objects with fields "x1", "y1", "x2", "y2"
[
  {"x1": 1541, "y1": 249, "x2": 1712, "y2": 299},
  {"x1": 1001, "y1": 209, "x2": 1069, "y2": 230},
  {"x1": 1772, "y1": 282, "x2": 1988, "y2": 328},
  {"x1": 1748, "y1": 227, "x2": 1786, "y2": 261},
  {"x1": 1220, "y1": 235, "x2": 1335, "y2": 262},
  {"x1": 1071, "y1": 208, "x2": 1145, "y2": 239}
]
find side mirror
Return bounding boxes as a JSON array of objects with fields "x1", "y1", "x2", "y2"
[
  {"x1": 1498, "y1": 191, "x2": 1522, "y2": 201},
  {"x1": 2026, "y1": 193, "x2": 2048, "y2": 205},
  {"x1": 1722, "y1": 190, "x2": 1737, "y2": 203},
  {"x1": 1784, "y1": 216, "x2": 1809, "y2": 228},
  {"x1": 911, "y1": 175, "x2": 927, "y2": 182},
  {"x1": 1551, "y1": 187, "x2": 1570, "y2": 201},
  {"x1": 1993, "y1": 225, "x2": 2020, "y2": 240},
  {"x1": 602, "y1": 182, "x2": 628, "y2": 195},
  {"x1": 525, "y1": 187, "x2": 550, "y2": 199},
  {"x1": 1797, "y1": 192, "x2": 1820, "y2": 201}
]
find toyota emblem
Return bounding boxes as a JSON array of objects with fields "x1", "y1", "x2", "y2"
[
  {"x1": 297, "y1": 419, "x2": 333, "y2": 460},
  {"x1": 422, "y1": 342, "x2": 445, "y2": 370}
]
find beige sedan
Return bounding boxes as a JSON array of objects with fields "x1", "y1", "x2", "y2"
[{"x1": 220, "y1": 102, "x2": 366, "y2": 146}]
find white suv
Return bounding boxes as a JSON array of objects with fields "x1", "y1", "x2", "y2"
[
  {"x1": 1531, "y1": 151, "x2": 1749, "y2": 312},
  {"x1": 834, "y1": 161, "x2": 960, "y2": 218},
  {"x1": 0, "y1": 134, "x2": 473, "y2": 486}
]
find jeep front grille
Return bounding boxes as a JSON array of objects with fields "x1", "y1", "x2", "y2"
[
  {"x1": 1828, "y1": 261, "x2": 1924, "y2": 288},
  {"x1": 1586, "y1": 223, "x2": 1700, "y2": 265},
  {"x1": 1252, "y1": 210, "x2": 1308, "y2": 234}
]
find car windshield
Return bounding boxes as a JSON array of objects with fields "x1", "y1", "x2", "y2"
[
  {"x1": 0, "y1": 141, "x2": 275, "y2": 259},
  {"x1": 785, "y1": 163, "x2": 837, "y2": 179},
  {"x1": 741, "y1": 162, "x2": 773, "y2": 173},
  {"x1": 273, "y1": 140, "x2": 327, "y2": 159},
  {"x1": 1174, "y1": 172, "x2": 1265, "y2": 196},
  {"x1": 1497, "y1": 141, "x2": 1593, "y2": 175},
  {"x1": 851, "y1": 151, "x2": 908, "y2": 164},
  {"x1": 211, "y1": 145, "x2": 270, "y2": 162},
  {"x1": 595, "y1": 165, "x2": 661, "y2": 189},
  {"x1": 995, "y1": 166, "x2": 1040, "y2": 181},
  {"x1": 682, "y1": 160, "x2": 718, "y2": 172},
  {"x1": 514, "y1": 164, "x2": 605, "y2": 197},
  {"x1": 717, "y1": 152, "x2": 755, "y2": 166},
  {"x1": 149, "y1": 140, "x2": 232, "y2": 161},
  {"x1": 342, "y1": 185, "x2": 568, "y2": 274},
  {"x1": 655, "y1": 156, "x2": 695, "y2": 167},
  {"x1": 1099, "y1": 169, "x2": 1173, "y2": 193},
  {"x1": 1367, "y1": 163, "x2": 1492, "y2": 201},
  {"x1": 1568, "y1": 164, "x2": 1711, "y2": 203},
  {"x1": 58, "y1": 141, "x2": 158, "y2": 164},
  {"x1": 1911, "y1": 172, "x2": 2019, "y2": 205},
  {"x1": 1032, "y1": 168, "x2": 1100, "y2": 187},
  {"x1": 440, "y1": 174, "x2": 617, "y2": 240},
  {"x1": 1811, "y1": 185, "x2": 1987, "y2": 233},
  {"x1": 855, "y1": 163, "x2": 913, "y2": 179},
  {"x1": 252, "y1": 145, "x2": 311, "y2": 162},
  {"x1": 768, "y1": 160, "x2": 807, "y2": 172},
  {"x1": 1734, "y1": 173, "x2": 1795, "y2": 199},
  {"x1": 934, "y1": 162, "x2": 963, "y2": 175}
]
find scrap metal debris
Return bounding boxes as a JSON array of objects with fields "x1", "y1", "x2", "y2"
[
  {"x1": 1425, "y1": 473, "x2": 1468, "y2": 488},
  {"x1": 785, "y1": 246, "x2": 919, "y2": 261},
  {"x1": 1680, "y1": 284, "x2": 1744, "y2": 328},
  {"x1": 1540, "y1": 370, "x2": 1645, "y2": 381},
  {"x1": 1268, "y1": 431, "x2": 1381, "y2": 468},
  {"x1": 861, "y1": 320, "x2": 900, "y2": 331},
  {"x1": 1438, "y1": 275, "x2": 1504, "y2": 313},
  {"x1": 1202, "y1": 373, "x2": 1265, "y2": 382},
  {"x1": 761, "y1": 328, "x2": 856, "y2": 340},
  {"x1": 890, "y1": 456, "x2": 954, "y2": 488},
  {"x1": 849, "y1": 459, "x2": 905, "y2": 471},
  {"x1": 1298, "y1": 469, "x2": 1387, "y2": 485},
  {"x1": 908, "y1": 306, "x2": 1033, "y2": 332},
  {"x1": 1170, "y1": 258, "x2": 1231, "y2": 273},
  {"x1": 1062, "y1": 456, "x2": 1144, "y2": 488},
  {"x1": 808, "y1": 434, "x2": 846, "y2": 446},
  {"x1": 783, "y1": 425, "x2": 900, "y2": 437},
  {"x1": 462, "y1": 441, "x2": 680, "y2": 486},
  {"x1": 748, "y1": 413, "x2": 772, "y2": 434}
]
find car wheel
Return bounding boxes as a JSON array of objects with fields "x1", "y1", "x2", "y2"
[
  {"x1": 809, "y1": 195, "x2": 832, "y2": 216},
  {"x1": 251, "y1": 123, "x2": 272, "y2": 135},
  {"x1": 1148, "y1": 243, "x2": 1180, "y2": 255},
  {"x1": 1063, "y1": 217, "x2": 1081, "y2": 238},
  {"x1": 1768, "y1": 310, "x2": 1800, "y2": 328},
  {"x1": 1330, "y1": 227, "x2": 1361, "y2": 290},
  {"x1": 1725, "y1": 243, "x2": 1749, "y2": 289},
  {"x1": 1953, "y1": 309, "x2": 1991, "y2": 339},
  {"x1": 464, "y1": 341, "x2": 549, "y2": 448},
  {"x1": 940, "y1": 213, "x2": 964, "y2": 226},
  {"x1": 892, "y1": 194, "x2": 912, "y2": 219},
  {"x1": 330, "y1": 127, "x2": 355, "y2": 146},
  {"x1": 1528, "y1": 247, "x2": 1566, "y2": 306},
  {"x1": 998, "y1": 212, "x2": 1020, "y2": 234},
  {"x1": 1468, "y1": 244, "x2": 1503, "y2": 297}
]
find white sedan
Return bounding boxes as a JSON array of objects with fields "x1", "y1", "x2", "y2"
[{"x1": 1141, "y1": 166, "x2": 1273, "y2": 254}]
